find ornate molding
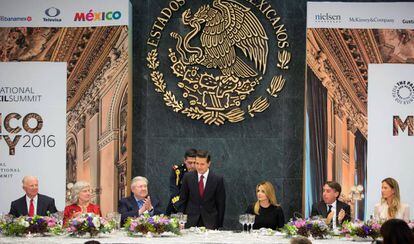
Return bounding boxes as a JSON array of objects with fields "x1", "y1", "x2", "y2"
[
  {"x1": 342, "y1": 152, "x2": 350, "y2": 164},
  {"x1": 74, "y1": 115, "x2": 86, "y2": 133},
  {"x1": 307, "y1": 29, "x2": 368, "y2": 137},
  {"x1": 67, "y1": 27, "x2": 128, "y2": 133},
  {"x1": 83, "y1": 149, "x2": 90, "y2": 161},
  {"x1": 98, "y1": 130, "x2": 119, "y2": 150},
  {"x1": 328, "y1": 138, "x2": 336, "y2": 152}
]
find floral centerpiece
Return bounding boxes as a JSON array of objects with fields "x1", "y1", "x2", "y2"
[
  {"x1": 66, "y1": 213, "x2": 114, "y2": 237},
  {"x1": 341, "y1": 220, "x2": 381, "y2": 240},
  {"x1": 0, "y1": 215, "x2": 60, "y2": 236},
  {"x1": 124, "y1": 214, "x2": 180, "y2": 237},
  {"x1": 282, "y1": 218, "x2": 330, "y2": 239}
]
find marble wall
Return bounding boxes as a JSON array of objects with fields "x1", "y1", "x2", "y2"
[{"x1": 130, "y1": 0, "x2": 306, "y2": 229}]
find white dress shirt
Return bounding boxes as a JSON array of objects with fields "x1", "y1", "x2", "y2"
[
  {"x1": 198, "y1": 169, "x2": 209, "y2": 189},
  {"x1": 327, "y1": 200, "x2": 337, "y2": 227},
  {"x1": 26, "y1": 195, "x2": 38, "y2": 215}
]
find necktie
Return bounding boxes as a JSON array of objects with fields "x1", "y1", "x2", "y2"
[
  {"x1": 29, "y1": 199, "x2": 34, "y2": 217},
  {"x1": 199, "y1": 175, "x2": 204, "y2": 198},
  {"x1": 137, "y1": 200, "x2": 144, "y2": 210},
  {"x1": 327, "y1": 204, "x2": 332, "y2": 215}
]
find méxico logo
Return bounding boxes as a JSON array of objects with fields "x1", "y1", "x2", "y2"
[
  {"x1": 146, "y1": 0, "x2": 291, "y2": 125},
  {"x1": 392, "y1": 80, "x2": 414, "y2": 105}
]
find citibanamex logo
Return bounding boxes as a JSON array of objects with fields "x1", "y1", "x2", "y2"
[{"x1": 392, "y1": 80, "x2": 414, "y2": 105}]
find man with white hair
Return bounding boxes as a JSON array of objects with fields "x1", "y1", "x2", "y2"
[
  {"x1": 118, "y1": 176, "x2": 162, "y2": 225},
  {"x1": 9, "y1": 176, "x2": 58, "y2": 217}
]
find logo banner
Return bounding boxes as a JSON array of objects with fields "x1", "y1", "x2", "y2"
[
  {"x1": 367, "y1": 64, "x2": 414, "y2": 219},
  {"x1": 307, "y1": 2, "x2": 414, "y2": 29},
  {"x1": 0, "y1": 0, "x2": 129, "y2": 27},
  {"x1": 0, "y1": 62, "x2": 66, "y2": 213}
]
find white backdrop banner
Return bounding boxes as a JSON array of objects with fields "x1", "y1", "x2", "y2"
[
  {"x1": 0, "y1": 62, "x2": 66, "y2": 213},
  {"x1": 367, "y1": 64, "x2": 414, "y2": 220}
]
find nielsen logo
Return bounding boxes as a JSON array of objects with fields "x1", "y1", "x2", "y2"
[{"x1": 315, "y1": 13, "x2": 341, "y2": 23}]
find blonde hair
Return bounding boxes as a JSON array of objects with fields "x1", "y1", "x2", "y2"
[
  {"x1": 381, "y1": 177, "x2": 401, "y2": 219},
  {"x1": 254, "y1": 181, "x2": 279, "y2": 215},
  {"x1": 71, "y1": 181, "x2": 91, "y2": 204}
]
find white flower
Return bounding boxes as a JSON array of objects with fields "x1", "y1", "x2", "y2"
[
  {"x1": 23, "y1": 220, "x2": 30, "y2": 227},
  {"x1": 92, "y1": 217, "x2": 101, "y2": 228}
]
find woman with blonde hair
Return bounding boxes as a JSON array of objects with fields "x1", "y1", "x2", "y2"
[
  {"x1": 245, "y1": 181, "x2": 285, "y2": 229},
  {"x1": 374, "y1": 177, "x2": 410, "y2": 222},
  {"x1": 63, "y1": 181, "x2": 101, "y2": 226}
]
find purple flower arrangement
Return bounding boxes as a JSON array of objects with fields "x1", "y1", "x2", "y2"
[
  {"x1": 124, "y1": 214, "x2": 180, "y2": 236},
  {"x1": 341, "y1": 220, "x2": 381, "y2": 240},
  {"x1": 282, "y1": 218, "x2": 330, "y2": 238},
  {"x1": 0, "y1": 215, "x2": 59, "y2": 236},
  {"x1": 66, "y1": 213, "x2": 114, "y2": 237}
]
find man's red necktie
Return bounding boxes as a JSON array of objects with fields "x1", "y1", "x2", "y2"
[
  {"x1": 28, "y1": 199, "x2": 34, "y2": 217},
  {"x1": 198, "y1": 175, "x2": 204, "y2": 198}
]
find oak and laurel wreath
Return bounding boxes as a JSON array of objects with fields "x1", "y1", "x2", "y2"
[{"x1": 147, "y1": 49, "x2": 289, "y2": 125}]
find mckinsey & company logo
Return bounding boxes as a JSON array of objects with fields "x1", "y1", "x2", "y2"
[
  {"x1": 44, "y1": 7, "x2": 62, "y2": 22},
  {"x1": 314, "y1": 13, "x2": 341, "y2": 23},
  {"x1": 392, "y1": 80, "x2": 414, "y2": 105}
]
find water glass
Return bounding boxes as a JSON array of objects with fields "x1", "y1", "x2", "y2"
[
  {"x1": 247, "y1": 214, "x2": 255, "y2": 233},
  {"x1": 238, "y1": 214, "x2": 247, "y2": 233},
  {"x1": 179, "y1": 214, "x2": 187, "y2": 230}
]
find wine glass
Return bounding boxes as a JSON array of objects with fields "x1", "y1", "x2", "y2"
[
  {"x1": 238, "y1": 214, "x2": 247, "y2": 233},
  {"x1": 179, "y1": 214, "x2": 187, "y2": 230},
  {"x1": 51, "y1": 211, "x2": 64, "y2": 225},
  {"x1": 247, "y1": 214, "x2": 255, "y2": 233}
]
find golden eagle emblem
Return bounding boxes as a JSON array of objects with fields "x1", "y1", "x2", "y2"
[{"x1": 147, "y1": 0, "x2": 290, "y2": 125}]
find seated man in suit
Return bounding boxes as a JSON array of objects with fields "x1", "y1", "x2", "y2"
[
  {"x1": 178, "y1": 150, "x2": 226, "y2": 229},
  {"x1": 9, "y1": 176, "x2": 58, "y2": 217},
  {"x1": 118, "y1": 176, "x2": 162, "y2": 226},
  {"x1": 311, "y1": 181, "x2": 351, "y2": 226}
]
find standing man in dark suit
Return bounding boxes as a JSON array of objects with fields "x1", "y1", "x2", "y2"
[
  {"x1": 311, "y1": 181, "x2": 351, "y2": 226},
  {"x1": 118, "y1": 176, "x2": 162, "y2": 226},
  {"x1": 166, "y1": 148, "x2": 197, "y2": 215},
  {"x1": 9, "y1": 176, "x2": 58, "y2": 217},
  {"x1": 178, "y1": 150, "x2": 226, "y2": 229}
]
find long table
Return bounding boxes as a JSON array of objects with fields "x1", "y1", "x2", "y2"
[{"x1": 0, "y1": 230, "x2": 376, "y2": 244}]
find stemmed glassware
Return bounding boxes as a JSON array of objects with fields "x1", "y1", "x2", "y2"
[
  {"x1": 238, "y1": 214, "x2": 247, "y2": 233},
  {"x1": 51, "y1": 211, "x2": 64, "y2": 226},
  {"x1": 247, "y1": 214, "x2": 255, "y2": 233},
  {"x1": 174, "y1": 212, "x2": 187, "y2": 230},
  {"x1": 106, "y1": 212, "x2": 122, "y2": 229}
]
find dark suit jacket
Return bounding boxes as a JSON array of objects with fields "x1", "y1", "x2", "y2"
[
  {"x1": 118, "y1": 195, "x2": 162, "y2": 226},
  {"x1": 9, "y1": 194, "x2": 58, "y2": 217},
  {"x1": 178, "y1": 170, "x2": 226, "y2": 229},
  {"x1": 311, "y1": 200, "x2": 351, "y2": 225}
]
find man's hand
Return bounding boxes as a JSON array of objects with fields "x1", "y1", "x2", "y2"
[
  {"x1": 143, "y1": 196, "x2": 153, "y2": 211},
  {"x1": 138, "y1": 196, "x2": 153, "y2": 215},
  {"x1": 338, "y1": 209, "x2": 346, "y2": 223}
]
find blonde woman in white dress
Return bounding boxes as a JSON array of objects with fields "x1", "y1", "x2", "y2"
[{"x1": 374, "y1": 177, "x2": 410, "y2": 222}]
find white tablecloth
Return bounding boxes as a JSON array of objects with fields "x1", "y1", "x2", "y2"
[{"x1": 0, "y1": 230, "x2": 374, "y2": 244}]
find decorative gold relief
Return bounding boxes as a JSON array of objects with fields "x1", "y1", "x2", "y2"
[
  {"x1": 267, "y1": 75, "x2": 286, "y2": 97},
  {"x1": 146, "y1": 0, "x2": 291, "y2": 125},
  {"x1": 163, "y1": 91, "x2": 183, "y2": 112},
  {"x1": 277, "y1": 50, "x2": 291, "y2": 70},
  {"x1": 248, "y1": 97, "x2": 270, "y2": 117},
  {"x1": 146, "y1": 49, "x2": 159, "y2": 70},
  {"x1": 150, "y1": 71, "x2": 166, "y2": 93}
]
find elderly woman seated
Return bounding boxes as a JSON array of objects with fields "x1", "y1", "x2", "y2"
[{"x1": 63, "y1": 181, "x2": 101, "y2": 226}]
